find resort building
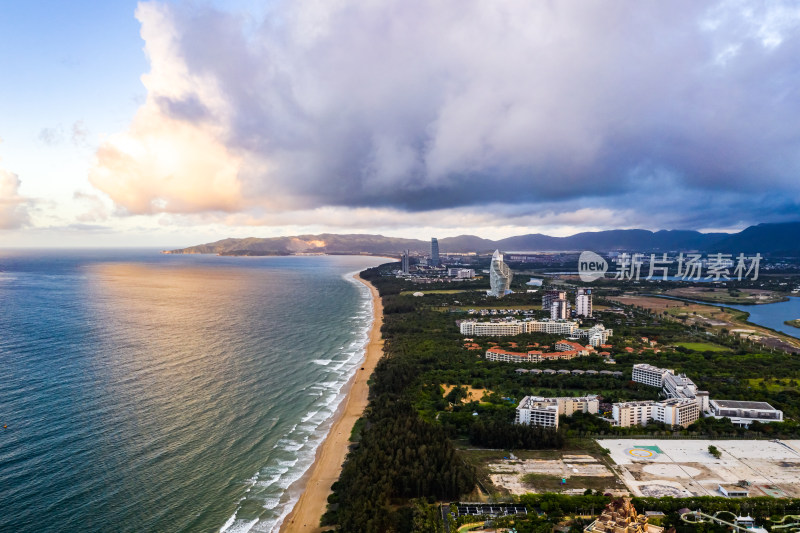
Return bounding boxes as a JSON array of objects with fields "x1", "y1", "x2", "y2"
[
  {"x1": 516, "y1": 395, "x2": 599, "y2": 429},
  {"x1": 459, "y1": 318, "x2": 579, "y2": 336},
  {"x1": 555, "y1": 340, "x2": 589, "y2": 356},
  {"x1": 459, "y1": 320, "x2": 613, "y2": 350},
  {"x1": 632, "y1": 363, "x2": 672, "y2": 388},
  {"x1": 612, "y1": 398, "x2": 700, "y2": 428},
  {"x1": 461, "y1": 321, "x2": 526, "y2": 336},
  {"x1": 576, "y1": 287, "x2": 593, "y2": 317},
  {"x1": 575, "y1": 324, "x2": 613, "y2": 347},
  {"x1": 485, "y1": 347, "x2": 539, "y2": 363},
  {"x1": 485, "y1": 345, "x2": 587, "y2": 363},
  {"x1": 708, "y1": 400, "x2": 783, "y2": 426},
  {"x1": 631, "y1": 364, "x2": 710, "y2": 412},
  {"x1": 526, "y1": 319, "x2": 579, "y2": 335},
  {"x1": 584, "y1": 498, "x2": 663, "y2": 533},
  {"x1": 488, "y1": 250, "x2": 513, "y2": 297}
]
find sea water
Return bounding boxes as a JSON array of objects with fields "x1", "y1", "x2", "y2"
[{"x1": 0, "y1": 250, "x2": 386, "y2": 532}]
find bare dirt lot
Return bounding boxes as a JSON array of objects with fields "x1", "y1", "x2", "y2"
[
  {"x1": 485, "y1": 453, "x2": 621, "y2": 495},
  {"x1": 600, "y1": 439, "x2": 800, "y2": 498}
]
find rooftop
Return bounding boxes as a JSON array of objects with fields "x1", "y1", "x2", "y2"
[{"x1": 712, "y1": 399, "x2": 778, "y2": 410}]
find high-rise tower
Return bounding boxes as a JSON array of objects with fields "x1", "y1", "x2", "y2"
[
  {"x1": 576, "y1": 288, "x2": 592, "y2": 317},
  {"x1": 401, "y1": 250, "x2": 410, "y2": 274},
  {"x1": 488, "y1": 250, "x2": 513, "y2": 297},
  {"x1": 430, "y1": 238, "x2": 440, "y2": 267}
]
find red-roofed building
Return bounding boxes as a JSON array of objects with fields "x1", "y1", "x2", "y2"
[
  {"x1": 555, "y1": 340, "x2": 589, "y2": 355},
  {"x1": 485, "y1": 346, "x2": 542, "y2": 363}
]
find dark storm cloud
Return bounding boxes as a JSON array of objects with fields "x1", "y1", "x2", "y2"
[{"x1": 91, "y1": 0, "x2": 800, "y2": 229}]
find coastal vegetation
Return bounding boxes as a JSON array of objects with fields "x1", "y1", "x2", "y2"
[{"x1": 323, "y1": 263, "x2": 800, "y2": 531}]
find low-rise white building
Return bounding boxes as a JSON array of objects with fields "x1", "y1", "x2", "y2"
[
  {"x1": 516, "y1": 395, "x2": 599, "y2": 429},
  {"x1": 709, "y1": 400, "x2": 783, "y2": 426},
  {"x1": 448, "y1": 268, "x2": 475, "y2": 279}
]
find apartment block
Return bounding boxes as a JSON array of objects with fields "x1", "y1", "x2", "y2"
[
  {"x1": 516, "y1": 395, "x2": 599, "y2": 429},
  {"x1": 632, "y1": 364, "x2": 673, "y2": 388},
  {"x1": 576, "y1": 288, "x2": 593, "y2": 317},
  {"x1": 612, "y1": 398, "x2": 700, "y2": 428}
]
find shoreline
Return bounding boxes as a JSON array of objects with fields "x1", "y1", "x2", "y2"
[{"x1": 278, "y1": 273, "x2": 384, "y2": 532}]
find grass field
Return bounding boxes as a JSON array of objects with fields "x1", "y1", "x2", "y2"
[
  {"x1": 665, "y1": 287, "x2": 786, "y2": 305},
  {"x1": 674, "y1": 341, "x2": 730, "y2": 352},
  {"x1": 747, "y1": 377, "x2": 800, "y2": 391},
  {"x1": 399, "y1": 289, "x2": 468, "y2": 295}
]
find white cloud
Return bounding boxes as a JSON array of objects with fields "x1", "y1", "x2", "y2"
[{"x1": 0, "y1": 164, "x2": 31, "y2": 229}]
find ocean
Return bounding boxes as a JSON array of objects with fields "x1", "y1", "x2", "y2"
[{"x1": 0, "y1": 250, "x2": 387, "y2": 533}]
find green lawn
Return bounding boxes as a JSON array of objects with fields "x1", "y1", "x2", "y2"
[
  {"x1": 520, "y1": 473, "x2": 615, "y2": 492},
  {"x1": 399, "y1": 289, "x2": 468, "y2": 295},
  {"x1": 747, "y1": 378, "x2": 800, "y2": 392},
  {"x1": 674, "y1": 341, "x2": 730, "y2": 352}
]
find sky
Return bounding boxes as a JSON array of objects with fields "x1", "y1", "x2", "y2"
[{"x1": 1, "y1": 0, "x2": 799, "y2": 247}]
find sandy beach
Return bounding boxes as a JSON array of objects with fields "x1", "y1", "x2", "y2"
[{"x1": 279, "y1": 273, "x2": 383, "y2": 532}]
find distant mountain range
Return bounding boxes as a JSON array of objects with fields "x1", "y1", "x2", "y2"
[{"x1": 165, "y1": 221, "x2": 800, "y2": 256}]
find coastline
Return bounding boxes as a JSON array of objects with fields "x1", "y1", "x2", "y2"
[{"x1": 279, "y1": 273, "x2": 384, "y2": 532}]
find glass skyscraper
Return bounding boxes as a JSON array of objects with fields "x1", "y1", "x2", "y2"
[{"x1": 488, "y1": 250, "x2": 513, "y2": 297}]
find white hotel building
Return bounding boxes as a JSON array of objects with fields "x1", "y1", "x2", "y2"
[
  {"x1": 516, "y1": 395, "x2": 599, "y2": 429},
  {"x1": 628, "y1": 364, "x2": 779, "y2": 427},
  {"x1": 632, "y1": 363, "x2": 709, "y2": 410},
  {"x1": 612, "y1": 398, "x2": 700, "y2": 428},
  {"x1": 631, "y1": 363, "x2": 671, "y2": 388},
  {"x1": 574, "y1": 324, "x2": 613, "y2": 347},
  {"x1": 459, "y1": 319, "x2": 579, "y2": 336}
]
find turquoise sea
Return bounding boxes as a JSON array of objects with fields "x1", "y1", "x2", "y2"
[{"x1": 0, "y1": 250, "x2": 386, "y2": 532}]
